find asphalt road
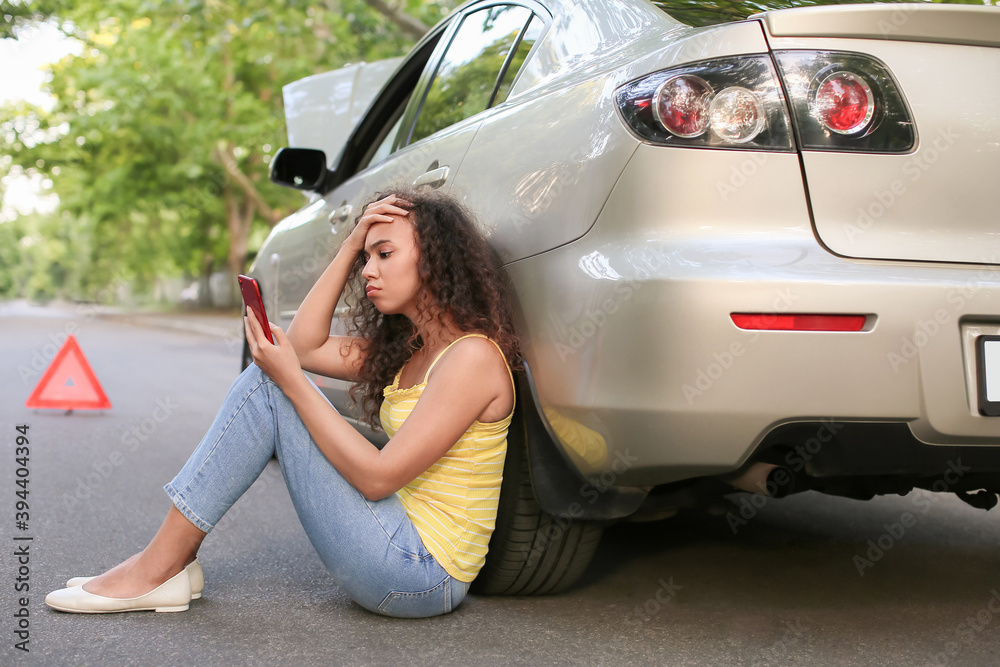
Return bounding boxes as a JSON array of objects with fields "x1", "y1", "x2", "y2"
[{"x1": 2, "y1": 301, "x2": 1000, "y2": 666}]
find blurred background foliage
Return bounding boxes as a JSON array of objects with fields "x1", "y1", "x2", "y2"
[
  {"x1": 0, "y1": 0, "x2": 995, "y2": 306},
  {"x1": 0, "y1": 0, "x2": 456, "y2": 305}
]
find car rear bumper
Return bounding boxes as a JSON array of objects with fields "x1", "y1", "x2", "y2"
[{"x1": 507, "y1": 145, "x2": 1000, "y2": 487}]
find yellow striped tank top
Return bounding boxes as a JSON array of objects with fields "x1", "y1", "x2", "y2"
[{"x1": 380, "y1": 334, "x2": 514, "y2": 582}]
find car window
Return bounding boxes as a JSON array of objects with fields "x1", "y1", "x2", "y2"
[
  {"x1": 328, "y1": 22, "x2": 459, "y2": 186},
  {"x1": 491, "y1": 13, "x2": 544, "y2": 107},
  {"x1": 359, "y1": 95, "x2": 410, "y2": 170},
  {"x1": 409, "y1": 4, "x2": 532, "y2": 145}
]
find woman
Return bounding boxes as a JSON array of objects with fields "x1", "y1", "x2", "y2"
[{"x1": 45, "y1": 190, "x2": 519, "y2": 618}]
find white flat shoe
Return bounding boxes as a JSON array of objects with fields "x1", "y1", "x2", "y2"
[
  {"x1": 46, "y1": 568, "x2": 192, "y2": 613},
  {"x1": 66, "y1": 557, "x2": 204, "y2": 600}
]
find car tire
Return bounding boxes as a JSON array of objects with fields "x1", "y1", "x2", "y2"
[{"x1": 472, "y1": 412, "x2": 605, "y2": 596}]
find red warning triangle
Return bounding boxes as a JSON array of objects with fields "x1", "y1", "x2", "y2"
[{"x1": 25, "y1": 334, "x2": 111, "y2": 410}]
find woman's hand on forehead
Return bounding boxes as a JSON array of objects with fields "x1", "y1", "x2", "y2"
[
  {"x1": 372, "y1": 193, "x2": 413, "y2": 212},
  {"x1": 344, "y1": 195, "x2": 412, "y2": 255}
]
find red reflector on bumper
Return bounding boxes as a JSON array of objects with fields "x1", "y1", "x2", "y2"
[{"x1": 731, "y1": 313, "x2": 867, "y2": 332}]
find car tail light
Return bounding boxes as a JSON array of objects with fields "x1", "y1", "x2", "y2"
[
  {"x1": 731, "y1": 313, "x2": 868, "y2": 332},
  {"x1": 709, "y1": 87, "x2": 766, "y2": 143},
  {"x1": 772, "y1": 51, "x2": 914, "y2": 152},
  {"x1": 813, "y1": 72, "x2": 874, "y2": 135},
  {"x1": 616, "y1": 55, "x2": 794, "y2": 151},
  {"x1": 618, "y1": 52, "x2": 914, "y2": 154},
  {"x1": 654, "y1": 75, "x2": 712, "y2": 138}
]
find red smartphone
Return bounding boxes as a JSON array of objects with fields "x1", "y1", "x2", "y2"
[{"x1": 238, "y1": 274, "x2": 274, "y2": 345}]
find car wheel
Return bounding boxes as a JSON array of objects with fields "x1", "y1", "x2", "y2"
[{"x1": 472, "y1": 411, "x2": 605, "y2": 595}]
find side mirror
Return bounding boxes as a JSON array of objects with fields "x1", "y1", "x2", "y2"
[{"x1": 269, "y1": 148, "x2": 329, "y2": 191}]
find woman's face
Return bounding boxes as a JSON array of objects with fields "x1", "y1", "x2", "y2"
[{"x1": 361, "y1": 215, "x2": 424, "y2": 318}]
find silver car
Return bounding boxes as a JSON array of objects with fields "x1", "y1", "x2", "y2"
[{"x1": 250, "y1": 0, "x2": 1000, "y2": 595}]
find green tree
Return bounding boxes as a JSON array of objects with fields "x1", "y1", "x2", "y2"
[
  {"x1": 0, "y1": 0, "x2": 59, "y2": 39},
  {"x1": 1, "y1": 0, "x2": 454, "y2": 302}
]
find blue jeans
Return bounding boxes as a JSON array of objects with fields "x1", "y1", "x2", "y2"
[{"x1": 163, "y1": 364, "x2": 470, "y2": 618}]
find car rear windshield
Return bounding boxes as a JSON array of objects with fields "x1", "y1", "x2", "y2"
[{"x1": 652, "y1": 0, "x2": 979, "y2": 28}]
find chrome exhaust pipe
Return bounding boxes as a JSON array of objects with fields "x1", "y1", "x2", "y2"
[{"x1": 724, "y1": 462, "x2": 796, "y2": 498}]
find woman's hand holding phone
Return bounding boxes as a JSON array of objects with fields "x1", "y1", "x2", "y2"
[
  {"x1": 238, "y1": 275, "x2": 273, "y2": 344},
  {"x1": 239, "y1": 274, "x2": 304, "y2": 390},
  {"x1": 243, "y1": 305, "x2": 304, "y2": 390}
]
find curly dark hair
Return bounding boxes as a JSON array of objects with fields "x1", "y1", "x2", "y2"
[{"x1": 345, "y1": 187, "x2": 521, "y2": 430}]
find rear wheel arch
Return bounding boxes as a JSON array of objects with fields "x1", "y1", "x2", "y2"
[{"x1": 471, "y1": 395, "x2": 606, "y2": 595}]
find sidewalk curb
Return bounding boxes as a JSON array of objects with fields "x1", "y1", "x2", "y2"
[{"x1": 97, "y1": 311, "x2": 244, "y2": 342}]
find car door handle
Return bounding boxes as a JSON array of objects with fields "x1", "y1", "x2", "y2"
[
  {"x1": 413, "y1": 165, "x2": 449, "y2": 189},
  {"x1": 329, "y1": 204, "x2": 354, "y2": 224}
]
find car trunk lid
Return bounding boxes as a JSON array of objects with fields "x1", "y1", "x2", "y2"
[
  {"x1": 759, "y1": 4, "x2": 1000, "y2": 49},
  {"x1": 760, "y1": 4, "x2": 1000, "y2": 266}
]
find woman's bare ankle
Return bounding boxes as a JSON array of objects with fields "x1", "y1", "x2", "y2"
[
  {"x1": 79, "y1": 506, "x2": 204, "y2": 598},
  {"x1": 80, "y1": 551, "x2": 184, "y2": 599}
]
